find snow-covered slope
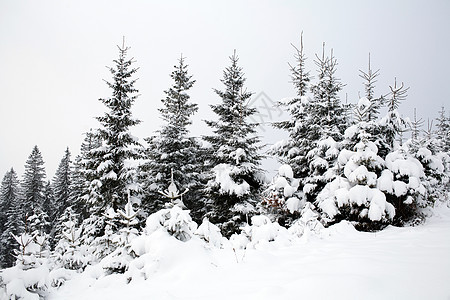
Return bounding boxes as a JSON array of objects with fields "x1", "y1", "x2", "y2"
[{"x1": 49, "y1": 203, "x2": 450, "y2": 300}]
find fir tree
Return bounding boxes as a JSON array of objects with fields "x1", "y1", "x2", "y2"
[
  {"x1": 22, "y1": 145, "x2": 47, "y2": 220},
  {"x1": 436, "y1": 107, "x2": 450, "y2": 153},
  {"x1": 358, "y1": 53, "x2": 382, "y2": 122},
  {"x1": 302, "y1": 44, "x2": 345, "y2": 201},
  {"x1": 0, "y1": 168, "x2": 23, "y2": 268},
  {"x1": 88, "y1": 40, "x2": 142, "y2": 225},
  {"x1": 379, "y1": 78, "x2": 410, "y2": 157},
  {"x1": 140, "y1": 55, "x2": 203, "y2": 220},
  {"x1": 74, "y1": 129, "x2": 103, "y2": 220},
  {"x1": 272, "y1": 34, "x2": 313, "y2": 181},
  {"x1": 53, "y1": 147, "x2": 72, "y2": 218},
  {"x1": 204, "y1": 50, "x2": 264, "y2": 237}
]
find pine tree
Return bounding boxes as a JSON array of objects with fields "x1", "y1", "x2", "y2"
[
  {"x1": 0, "y1": 168, "x2": 23, "y2": 268},
  {"x1": 140, "y1": 55, "x2": 204, "y2": 220},
  {"x1": 53, "y1": 147, "x2": 72, "y2": 218},
  {"x1": 22, "y1": 145, "x2": 47, "y2": 220},
  {"x1": 204, "y1": 50, "x2": 264, "y2": 237},
  {"x1": 88, "y1": 40, "x2": 142, "y2": 225}
]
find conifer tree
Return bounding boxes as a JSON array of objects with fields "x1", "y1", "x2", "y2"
[
  {"x1": 379, "y1": 78, "x2": 410, "y2": 158},
  {"x1": 22, "y1": 145, "x2": 47, "y2": 220},
  {"x1": 53, "y1": 147, "x2": 72, "y2": 218},
  {"x1": 204, "y1": 50, "x2": 264, "y2": 237},
  {"x1": 88, "y1": 40, "x2": 142, "y2": 225},
  {"x1": 272, "y1": 34, "x2": 313, "y2": 180},
  {"x1": 72, "y1": 129, "x2": 103, "y2": 220},
  {"x1": 0, "y1": 168, "x2": 23, "y2": 268},
  {"x1": 436, "y1": 107, "x2": 450, "y2": 153},
  {"x1": 302, "y1": 45, "x2": 345, "y2": 201},
  {"x1": 358, "y1": 53, "x2": 382, "y2": 122},
  {"x1": 141, "y1": 55, "x2": 203, "y2": 219}
]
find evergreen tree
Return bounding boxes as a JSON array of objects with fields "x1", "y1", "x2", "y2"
[
  {"x1": 53, "y1": 147, "x2": 72, "y2": 218},
  {"x1": 379, "y1": 78, "x2": 409, "y2": 156},
  {"x1": 140, "y1": 55, "x2": 204, "y2": 220},
  {"x1": 0, "y1": 168, "x2": 23, "y2": 268},
  {"x1": 72, "y1": 129, "x2": 103, "y2": 220},
  {"x1": 436, "y1": 107, "x2": 450, "y2": 153},
  {"x1": 358, "y1": 53, "x2": 382, "y2": 122},
  {"x1": 272, "y1": 34, "x2": 313, "y2": 181},
  {"x1": 204, "y1": 50, "x2": 264, "y2": 237},
  {"x1": 87, "y1": 40, "x2": 142, "y2": 231},
  {"x1": 22, "y1": 145, "x2": 47, "y2": 220},
  {"x1": 302, "y1": 45, "x2": 345, "y2": 201}
]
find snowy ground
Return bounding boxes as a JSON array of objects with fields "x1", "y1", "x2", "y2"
[{"x1": 49, "y1": 203, "x2": 450, "y2": 300}]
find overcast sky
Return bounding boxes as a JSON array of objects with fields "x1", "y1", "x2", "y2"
[{"x1": 1, "y1": 0, "x2": 449, "y2": 179}]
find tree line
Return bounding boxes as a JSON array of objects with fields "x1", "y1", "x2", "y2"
[{"x1": 1, "y1": 36, "x2": 449, "y2": 271}]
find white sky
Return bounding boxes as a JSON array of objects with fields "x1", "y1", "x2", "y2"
[{"x1": 1, "y1": 0, "x2": 449, "y2": 180}]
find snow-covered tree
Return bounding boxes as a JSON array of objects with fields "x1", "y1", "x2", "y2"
[
  {"x1": 71, "y1": 129, "x2": 103, "y2": 220},
  {"x1": 53, "y1": 148, "x2": 72, "y2": 218},
  {"x1": 0, "y1": 168, "x2": 23, "y2": 268},
  {"x1": 272, "y1": 34, "x2": 312, "y2": 181},
  {"x1": 302, "y1": 45, "x2": 345, "y2": 202},
  {"x1": 22, "y1": 145, "x2": 47, "y2": 220},
  {"x1": 87, "y1": 40, "x2": 142, "y2": 230},
  {"x1": 436, "y1": 107, "x2": 450, "y2": 153},
  {"x1": 358, "y1": 53, "x2": 382, "y2": 122},
  {"x1": 378, "y1": 78, "x2": 410, "y2": 157},
  {"x1": 140, "y1": 55, "x2": 204, "y2": 220},
  {"x1": 204, "y1": 50, "x2": 264, "y2": 237}
]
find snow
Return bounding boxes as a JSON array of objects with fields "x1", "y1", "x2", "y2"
[
  {"x1": 278, "y1": 164, "x2": 293, "y2": 179},
  {"x1": 47, "y1": 203, "x2": 450, "y2": 300},
  {"x1": 212, "y1": 164, "x2": 250, "y2": 196}
]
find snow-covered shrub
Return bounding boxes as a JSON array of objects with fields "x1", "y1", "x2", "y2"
[
  {"x1": 195, "y1": 218, "x2": 225, "y2": 248},
  {"x1": 382, "y1": 147, "x2": 426, "y2": 225},
  {"x1": 261, "y1": 164, "x2": 303, "y2": 226},
  {"x1": 288, "y1": 203, "x2": 324, "y2": 237},
  {"x1": 316, "y1": 132, "x2": 397, "y2": 230},
  {"x1": 0, "y1": 232, "x2": 52, "y2": 299},
  {"x1": 414, "y1": 147, "x2": 449, "y2": 206},
  {"x1": 54, "y1": 219, "x2": 92, "y2": 272},
  {"x1": 230, "y1": 215, "x2": 290, "y2": 249},
  {"x1": 146, "y1": 205, "x2": 197, "y2": 242}
]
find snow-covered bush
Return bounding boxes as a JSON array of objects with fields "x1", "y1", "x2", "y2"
[
  {"x1": 230, "y1": 215, "x2": 290, "y2": 249},
  {"x1": 0, "y1": 232, "x2": 52, "y2": 299},
  {"x1": 261, "y1": 164, "x2": 303, "y2": 226},
  {"x1": 288, "y1": 203, "x2": 324, "y2": 238},
  {"x1": 316, "y1": 132, "x2": 397, "y2": 230},
  {"x1": 195, "y1": 218, "x2": 225, "y2": 248},
  {"x1": 145, "y1": 205, "x2": 197, "y2": 242},
  {"x1": 54, "y1": 219, "x2": 91, "y2": 272}
]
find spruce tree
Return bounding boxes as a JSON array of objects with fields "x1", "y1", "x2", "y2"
[
  {"x1": 302, "y1": 45, "x2": 345, "y2": 202},
  {"x1": 378, "y1": 78, "x2": 409, "y2": 157},
  {"x1": 272, "y1": 34, "x2": 313, "y2": 180},
  {"x1": 204, "y1": 50, "x2": 264, "y2": 237},
  {"x1": 358, "y1": 53, "x2": 382, "y2": 122},
  {"x1": 53, "y1": 147, "x2": 72, "y2": 219},
  {"x1": 88, "y1": 40, "x2": 142, "y2": 230},
  {"x1": 0, "y1": 168, "x2": 23, "y2": 268},
  {"x1": 141, "y1": 55, "x2": 203, "y2": 220},
  {"x1": 22, "y1": 145, "x2": 47, "y2": 220},
  {"x1": 436, "y1": 107, "x2": 450, "y2": 153}
]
